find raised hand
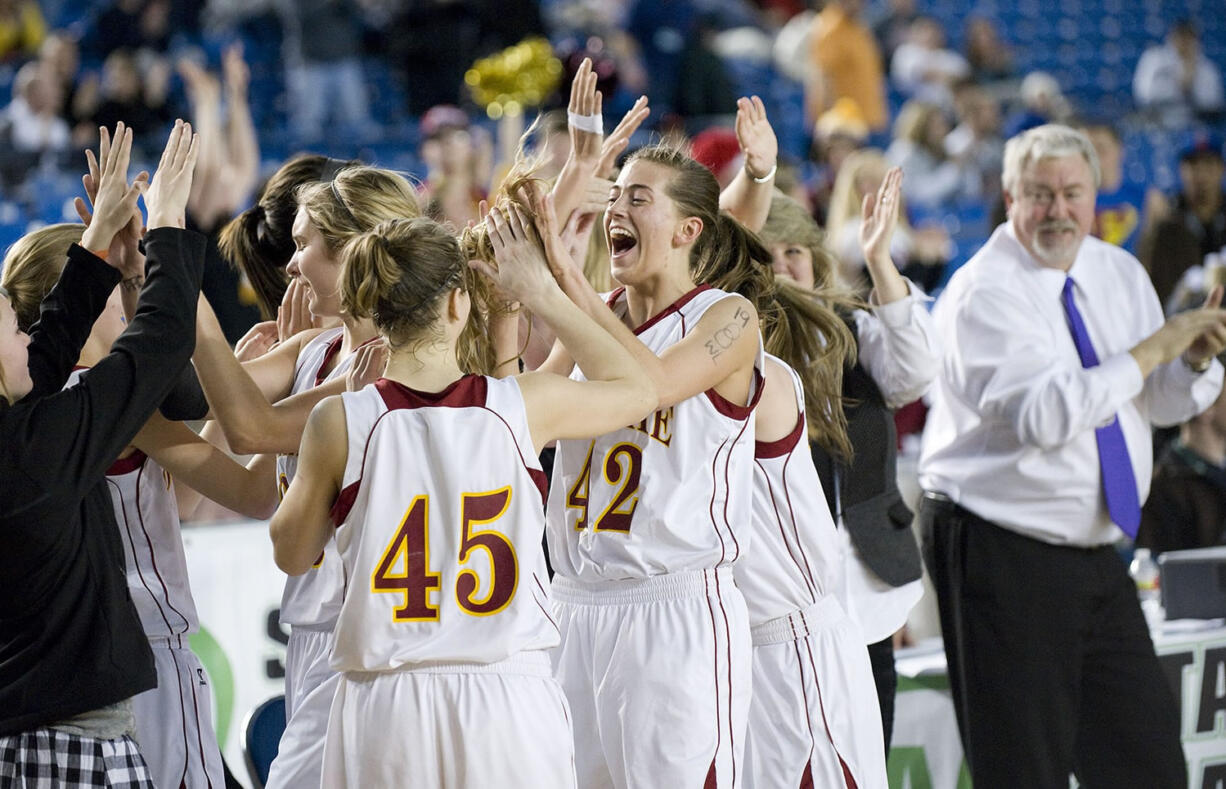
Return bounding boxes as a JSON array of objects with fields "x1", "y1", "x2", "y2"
[
  {"x1": 734, "y1": 95, "x2": 777, "y2": 182},
  {"x1": 860, "y1": 166, "x2": 904, "y2": 270},
  {"x1": 79, "y1": 123, "x2": 147, "y2": 258},
  {"x1": 347, "y1": 338, "x2": 389, "y2": 391},
  {"x1": 74, "y1": 158, "x2": 147, "y2": 282},
  {"x1": 1184, "y1": 285, "x2": 1226, "y2": 367},
  {"x1": 222, "y1": 43, "x2": 250, "y2": 98},
  {"x1": 276, "y1": 277, "x2": 320, "y2": 343},
  {"x1": 596, "y1": 96, "x2": 649, "y2": 179},
  {"x1": 144, "y1": 120, "x2": 200, "y2": 230},
  {"x1": 567, "y1": 58, "x2": 604, "y2": 163},
  {"x1": 234, "y1": 320, "x2": 279, "y2": 361},
  {"x1": 472, "y1": 200, "x2": 558, "y2": 309}
]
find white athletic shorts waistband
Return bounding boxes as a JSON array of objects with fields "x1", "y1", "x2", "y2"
[
  {"x1": 289, "y1": 621, "x2": 337, "y2": 634},
  {"x1": 749, "y1": 595, "x2": 845, "y2": 646},
  {"x1": 343, "y1": 650, "x2": 554, "y2": 679},
  {"x1": 551, "y1": 567, "x2": 733, "y2": 605},
  {"x1": 146, "y1": 634, "x2": 188, "y2": 650}
]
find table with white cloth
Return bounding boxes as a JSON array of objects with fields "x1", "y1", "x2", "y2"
[{"x1": 890, "y1": 623, "x2": 1226, "y2": 788}]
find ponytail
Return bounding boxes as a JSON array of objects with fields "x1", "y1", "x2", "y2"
[{"x1": 218, "y1": 205, "x2": 292, "y2": 319}]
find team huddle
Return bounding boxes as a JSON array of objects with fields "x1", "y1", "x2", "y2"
[{"x1": 1, "y1": 61, "x2": 907, "y2": 788}]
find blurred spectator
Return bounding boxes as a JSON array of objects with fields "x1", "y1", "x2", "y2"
[
  {"x1": 809, "y1": 96, "x2": 869, "y2": 224},
  {"x1": 627, "y1": 0, "x2": 697, "y2": 115},
  {"x1": 389, "y1": 0, "x2": 478, "y2": 115},
  {"x1": 1, "y1": 61, "x2": 69, "y2": 156},
  {"x1": 279, "y1": 0, "x2": 372, "y2": 143},
  {"x1": 945, "y1": 83, "x2": 1003, "y2": 198},
  {"x1": 81, "y1": 49, "x2": 173, "y2": 147},
  {"x1": 1082, "y1": 123, "x2": 1155, "y2": 255},
  {"x1": 691, "y1": 126, "x2": 742, "y2": 188},
  {"x1": 870, "y1": 0, "x2": 917, "y2": 68},
  {"x1": 1139, "y1": 133, "x2": 1226, "y2": 308},
  {"x1": 963, "y1": 16, "x2": 1013, "y2": 85},
  {"x1": 37, "y1": 32, "x2": 86, "y2": 129},
  {"x1": 0, "y1": 0, "x2": 44, "y2": 62},
  {"x1": 886, "y1": 100, "x2": 975, "y2": 208},
  {"x1": 87, "y1": 0, "x2": 171, "y2": 58},
  {"x1": 674, "y1": 13, "x2": 736, "y2": 119},
  {"x1": 889, "y1": 16, "x2": 969, "y2": 111},
  {"x1": 1138, "y1": 384, "x2": 1226, "y2": 555},
  {"x1": 1004, "y1": 70, "x2": 1072, "y2": 137},
  {"x1": 181, "y1": 46, "x2": 263, "y2": 344},
  {"x1": 418, "y1": 104, "x2": 491, "y2": 227},
  {"x1": 1133, "y1": 20, "x2": 1224, "y2": 123},
  {"x1": 826, "y1": 147, "x2": 949, "y2": 292},
  {"x1": 807, "y1": 0, "x2": 887, "y2": 132}
]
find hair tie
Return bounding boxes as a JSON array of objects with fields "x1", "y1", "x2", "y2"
[{"x1": 567, "y1": 110, "x2": 603, "y2": 135}]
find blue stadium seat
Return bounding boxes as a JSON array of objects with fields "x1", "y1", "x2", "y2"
[{"x1": 243, "y1": 695, "x2": 286, "y2": 789}]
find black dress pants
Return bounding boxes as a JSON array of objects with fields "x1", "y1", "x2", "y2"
[{"x1": 918, "y1": 494, "x2": 1186, "y2": 789}]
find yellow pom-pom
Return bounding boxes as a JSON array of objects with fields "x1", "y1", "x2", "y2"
[{"x1": 466, "y1": 37, "x2": 562, "y2": 111}]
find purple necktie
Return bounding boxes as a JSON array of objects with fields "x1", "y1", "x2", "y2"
[{"x1": 1060, "y1": 277, "x2": 1141, "y2": 537}]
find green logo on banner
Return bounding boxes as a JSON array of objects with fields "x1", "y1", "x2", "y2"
[{"x1": 190, "y1": 627, "x2": 235, "y2": 748}]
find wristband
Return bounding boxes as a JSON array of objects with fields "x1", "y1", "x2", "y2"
[
  {"x1": 1183, "y1": 354, "x2": 1212, "y2": 374},
  {"x1": 749, "y1": 163, "x2": 777, "y2": 184},
  {"x1": 90, "y1": 248, "x2": 109, "y2": 260},
  {"x1": 567, "y1": 111, "x2": 603, "y2": 135}
]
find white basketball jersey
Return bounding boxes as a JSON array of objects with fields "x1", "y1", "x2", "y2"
[
  {"x1": 546, "y1": 285, "x2": 763, "y2": 582},
  {"x1": 329, "y1": 376, "x2": 558, "y2": 671},
  {"x1": 734, "y1": 355, "x2": 842, "y2": 627},
  {"x1": 67, "y1": 368, "x2": 199, "y2": 638},
  {"x1": 279, "y1": 328, "x2": 358, "y2": 628}
]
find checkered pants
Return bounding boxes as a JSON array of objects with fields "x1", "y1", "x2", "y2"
[{"x1": 0, "y1": 728, "x2": 154, "y2": 788}]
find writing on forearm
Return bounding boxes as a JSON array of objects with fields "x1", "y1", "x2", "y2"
[{"x1": 705, "y1": 308, "x2": 753, "y2": 364}]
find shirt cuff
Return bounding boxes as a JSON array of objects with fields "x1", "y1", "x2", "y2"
[
  {"x1": 868, "y1": 278, "x2": 930, "y2": 330},
  {"x1": 1101, "y1": 351, "x2": 1145, "y2": 405}
]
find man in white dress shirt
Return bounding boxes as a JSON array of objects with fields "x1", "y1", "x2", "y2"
[{"x1": 918, "y1": 124, "x2": 1226, "y2": 788}]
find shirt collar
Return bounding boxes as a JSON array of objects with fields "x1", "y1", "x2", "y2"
[{"x1": 1002, "y1": 220, "x2": 1089, "y2": 301}]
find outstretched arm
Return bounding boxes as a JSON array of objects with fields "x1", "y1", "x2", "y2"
[
  {"x1": 271, "y1": 396, "x2": 347, "y2": 575},
  {"x1": 718, "y1": 95, "x2": 777, "y2": 232}
]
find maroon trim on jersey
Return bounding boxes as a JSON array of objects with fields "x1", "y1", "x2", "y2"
[
  {"x1": 605, "y1": 283, "x2": 715, "y2": 335},
  {"x1": 705, "y1": 367, "x2": 764, "y2": 420},
  {"x1": 330, "y1": 480, "x2": 361, "y2": 527},
  {"x1": 781, "y1": 455, "x2": 820, "y2": 596},
  {"x1": 376, "y1": 375, "x2": 488, "y2": 410},
  {"x1": 108, "y1": 449, "x2": 148, "y2": 476},
  {"x1": 714, "y1": 571, "x2": 738, "y2": 786},
  {"x1": 702, "y1": 574, "x2": 724, "y2": 788},
  {"x1": 532, "y1": 573, "x2": 560, "y2": 634},
  {"x1": 722, "y1": 416, "x2": 751, "y2": 562},
  {"x1": 708, "y1": 439, "x2": 731, "y2": 564},
  {"x1": 755, "y1": 457, "x2": 818, "y2": 600},
  {"x1": 803, "y1": 634, "x2": 859, "y2": 789},
  {"x1": 604, "y1": 287, "x2": 626, "y2": 310},
  {"x1": 72, "y1": 364, "x2": 89, "y2": 371},
  {"x1": 168, "y1": 648, "x2": 192, "y2": 788},
  {"x1": 134, "y1": 464, "x2": 192, "y2": 633},
  {"x1": 755, "y1": 413, "x2": 804, "y2": 459},
  {"x1": 314, "y1": 333, "x2": 346, "y2": 387}
]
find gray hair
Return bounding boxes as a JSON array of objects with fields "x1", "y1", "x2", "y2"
[{"x1": 1002, "y1": 124, "x2": 1101, "y2": 197}]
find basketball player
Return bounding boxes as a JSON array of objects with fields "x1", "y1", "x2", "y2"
[
  {"x1": 507, "y1": 136, "x2": 765, "y2": 785},
  {"x1": 189, "y1": 166, "x2": 421, "y2": 788},
  {"x1": 269, "y1": 207, "x2": 655, "y2": 787}
]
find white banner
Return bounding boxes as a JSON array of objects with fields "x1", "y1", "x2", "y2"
[{"x1": 182, "y1": 520, "x2": 288, "y2": 787}]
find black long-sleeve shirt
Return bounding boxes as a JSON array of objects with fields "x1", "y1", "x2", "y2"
[{"x1": 0, "y1": 228, "x2": 205, "y2": 735}]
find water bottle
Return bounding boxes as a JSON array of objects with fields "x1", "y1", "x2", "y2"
[{"x1": 1129, "y1": 548, "x2": 1163, "y2": 627}]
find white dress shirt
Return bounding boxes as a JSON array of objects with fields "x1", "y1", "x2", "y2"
[
  {"x1": 838, "y1": 281, "x2": 939, "y2": 642},
  {"x1": 919, "y1": 222, "x2": 1224, "y2": 546},
  {"x1": 854, "y1": 281, "x2": 941, "y2": 408}
]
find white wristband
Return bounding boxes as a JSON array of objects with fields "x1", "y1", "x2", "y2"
[
  {"x1": 749, "y1": 162, "x2": 777, "y2": 184},
  {"x1": 567, "y1": 111, "x2": 603, "y2": 135}
]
